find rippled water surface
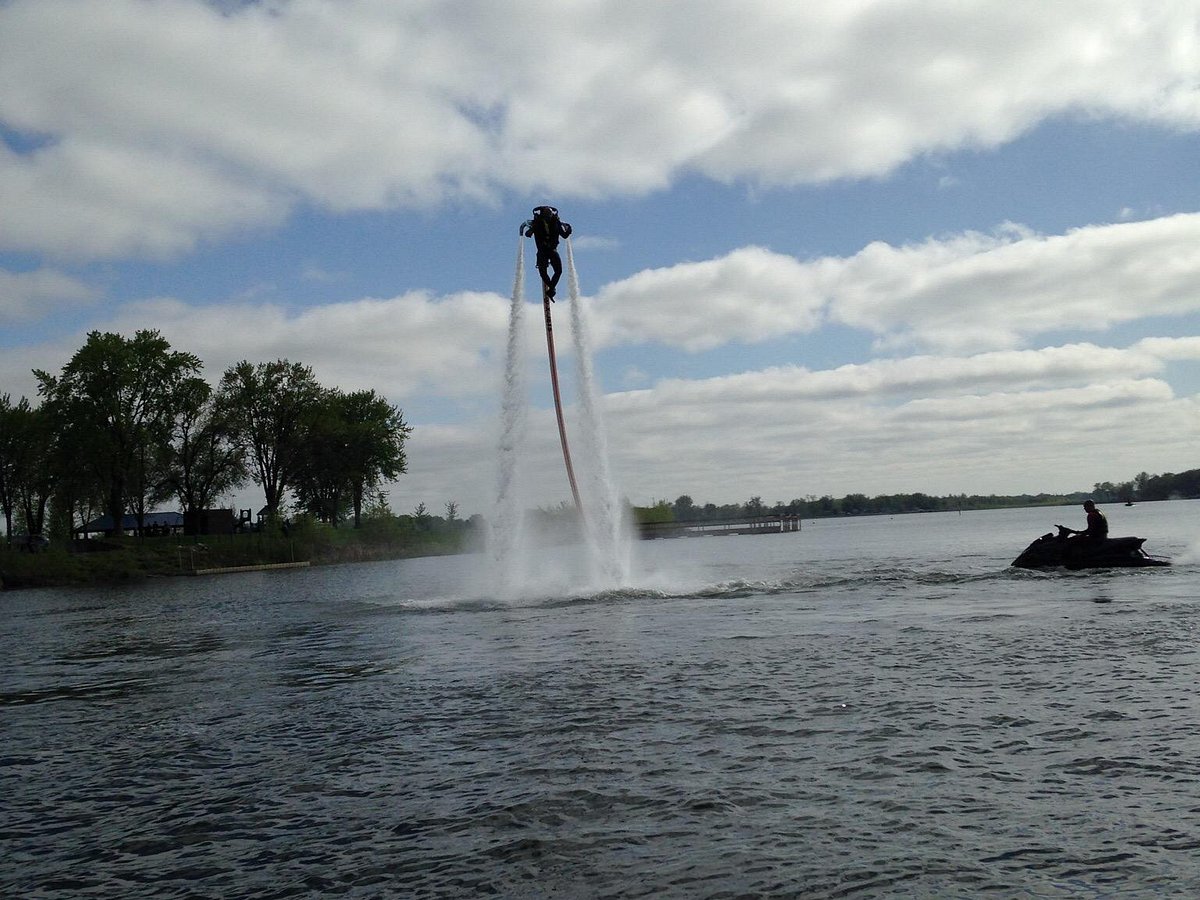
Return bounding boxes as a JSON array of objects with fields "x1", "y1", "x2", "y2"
[{"x1": 4, "y1": 503, "x2": 1200, "y2": 897}]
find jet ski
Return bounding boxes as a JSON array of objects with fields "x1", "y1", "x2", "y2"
[{"x1": 1011, "y1": 526, "x2": 1170, "y2": 570}]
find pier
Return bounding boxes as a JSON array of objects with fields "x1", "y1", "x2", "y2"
[
  {"x1": 191, "y1": 561, "x2": 311, "y2": 576},
  {"x1": 639, "y1": 514, "x2": 802, "y2": 539}
]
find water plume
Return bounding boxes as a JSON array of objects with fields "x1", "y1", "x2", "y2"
[
  {"x1": 486, "y1": 234, "x2": 633, "y2": 598},
  {"x1": 488, "y1": 237, "x2": 531, "y2": 595},
  {"x1": 565, "y1": 240, "x2": 633, "y2": 583}
]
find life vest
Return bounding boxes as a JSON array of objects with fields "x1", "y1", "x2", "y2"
[
  {"x1": 529, "y1": 207, "x2": 562, "y2": 247},
  {"x1": 533, "y1": 207, "x2": 559, "y2": 235}
]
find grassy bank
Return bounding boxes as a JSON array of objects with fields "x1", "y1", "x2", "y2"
[{"x1": 0, "y1": 518, "x2": 475, "y2": 591}]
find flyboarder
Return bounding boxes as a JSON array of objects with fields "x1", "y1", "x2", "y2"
[{"x1": 521, "y1": 205, "x2": 572, "y2": 300}]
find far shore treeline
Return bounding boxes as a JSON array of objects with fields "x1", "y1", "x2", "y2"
[
  {"x1": 0, "y1": 329, "x2": 414, "y2": 542},
  {"x1": 632, "y1": 473, "x2": 1200, "y2": 525}
]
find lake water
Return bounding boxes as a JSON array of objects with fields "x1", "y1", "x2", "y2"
[{"x1": 3, "y1": 501, "x2": 1200, "y2": 898}]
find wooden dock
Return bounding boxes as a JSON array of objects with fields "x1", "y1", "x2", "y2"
[
  {"x1": 639, "y1": 514, "x2": 801, "y2": 539},
  {"x1": 192, "y1": 561, "x2": 311, "y2": 576}
]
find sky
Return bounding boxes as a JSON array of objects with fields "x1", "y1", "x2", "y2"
[{"x1": 3, "y1": 0, "x2": 1200, "y2": 518}]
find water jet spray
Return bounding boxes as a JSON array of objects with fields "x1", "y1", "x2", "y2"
[{"x1": 493, "y1": 209, "x2": 632, "y2": 592}]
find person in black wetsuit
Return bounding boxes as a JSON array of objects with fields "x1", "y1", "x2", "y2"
[
  {"x1": 521, "y1": 206, "x2": 572, "y2": 300},
  {"x1": 1061, "y1": 499, "x2": 1108, "y2": 543}
]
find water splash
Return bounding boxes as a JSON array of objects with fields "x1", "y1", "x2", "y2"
[
  {"x1": 565, "y1": 239, "x2": 633, "y2": 583},
  {"x1": 1175, "y1": 538, "x2": 1200, "y2": 565},
  {"x1": 486, "y1": 235, "x2": 632, "y2": 598},
  {"x1": 488, "y1": 237, "x2": 531, "y2": 595}
]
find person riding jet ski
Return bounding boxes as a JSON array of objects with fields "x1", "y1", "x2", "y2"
[
  {"x1": 521, "y1": 206, "x2": 572, "y2": 300},
  {"x1": 1057, "y1": 499, "x2": 1108, "y2": 544}
]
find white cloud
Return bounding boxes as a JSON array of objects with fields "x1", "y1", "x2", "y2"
[
  {"x1": 4, "y1": 0, "x2": 1200, "y2": 259},
  {"x1": 620, "y1": 365, "x2": 649, "y2": 388},
  {"x1": 376, "y1": 336, "x2": 1200, "y2": 512},
  {"x1": 598, "y1": 361, "x2": 1198, "y2": 506},
  {"x1": 586, "y1": 215, "x2": 1200, "y2": 354},
  {"x1": 1136, "y1": 335, "x2": 1200, "y2": 361},
  {"x1": 640, "y1": 343, "x2": 1168, "y2": 408},
  {"x1": 594, "y1": 246, "x2": 826, "y2": 350},
  {"x1": 7, "y1": 261, "x2": 1197, "y2": 512},
  {"x1": 5, "y1": 0, "x2": 1199, "y2": 520},
  {"x1": 0, "y1": 138, "x2": 285, "y2": 260},
  {"x1": 299, "y1": 264, "x2": 344, "y2": 284},
  {"x1": 0, "y1": 266, "x2": 98, "y2": 325},
  {"x1": 571, "y1": 235, "x2": 621, "y2": 252},
  {"x1": 0, "y1": 331, "x2": 98, "y2": 402},
  {"x1": 826, "y1": 215, "x2": 1200, "y2": 351},
  {"x1": 103, "y1": 290, "x2": 517, "y2": 404},
  {"x1": 15, "y1": 210, "x2": 1199, "y2": 415}
]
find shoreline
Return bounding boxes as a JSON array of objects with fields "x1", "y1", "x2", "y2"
[{"x1": 0, "y1": 536, "x2": 469, "y2": 593}]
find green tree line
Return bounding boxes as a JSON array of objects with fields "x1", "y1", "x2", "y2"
[
  {"x1": 1091, "y1": 471, "x2": 1200, "y2": 503},
  {"x1": 0, "y1": 329, "x2": 411, "y2": 541},
  {"x1": 638, "y1": 471, "x2": 1200, "y2": 524}
]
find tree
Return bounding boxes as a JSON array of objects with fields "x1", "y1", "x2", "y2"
[
  {"x1": 841, "y1": 493, "x2": 869, "y2": 515},
  {"x1": 290, "y1": 388, "x2": 411, "y2": 529},
  {"x1": 0, "y1": 397, "x2": 60, "y2": 541},
  {"x1": 0, "y1": 394, "x2": 23, "y2": 538},
  {"x1": 158, "y1": 378, "x2": 248, "y2": 533},
  {"x1": 15, "y1": 403, "x2": 57, "y2": 539},
  {"x1": 217, "y1": 359, "x2": 323, "y2": 520},
  {"x1": 363, "y1": 489, "x2": 393, "y2": 520},
  {"x1": 1132, "y1": 472, "x2": 1149, "y2": 499},
  {"x1": 337, "y1": 389, "x2": 411, "y2": 528},
  {"x1": 672, "y1": 494, "x2": 696, "y2": 521},
  {"x1": 291, "y1": 390, "x2": 353, "y2": 526},
  {"x1": 35, "y1": 331, "x2": 202, "y2": 537},
  {"x1": 0, "y1": 396, "x2": 40, "y2": 540},
  {"x1": 635, "y1": 499, "x2": 674, "y2": 524}
]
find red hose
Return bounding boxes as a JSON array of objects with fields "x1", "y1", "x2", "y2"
[{"x1": 543, "y1": 290, "x2": 584, "y2": 513}]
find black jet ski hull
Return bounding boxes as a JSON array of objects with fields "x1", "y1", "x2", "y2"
[{"x1": 1012, "y1": 534, "x2": 1170, "y2": 570}]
